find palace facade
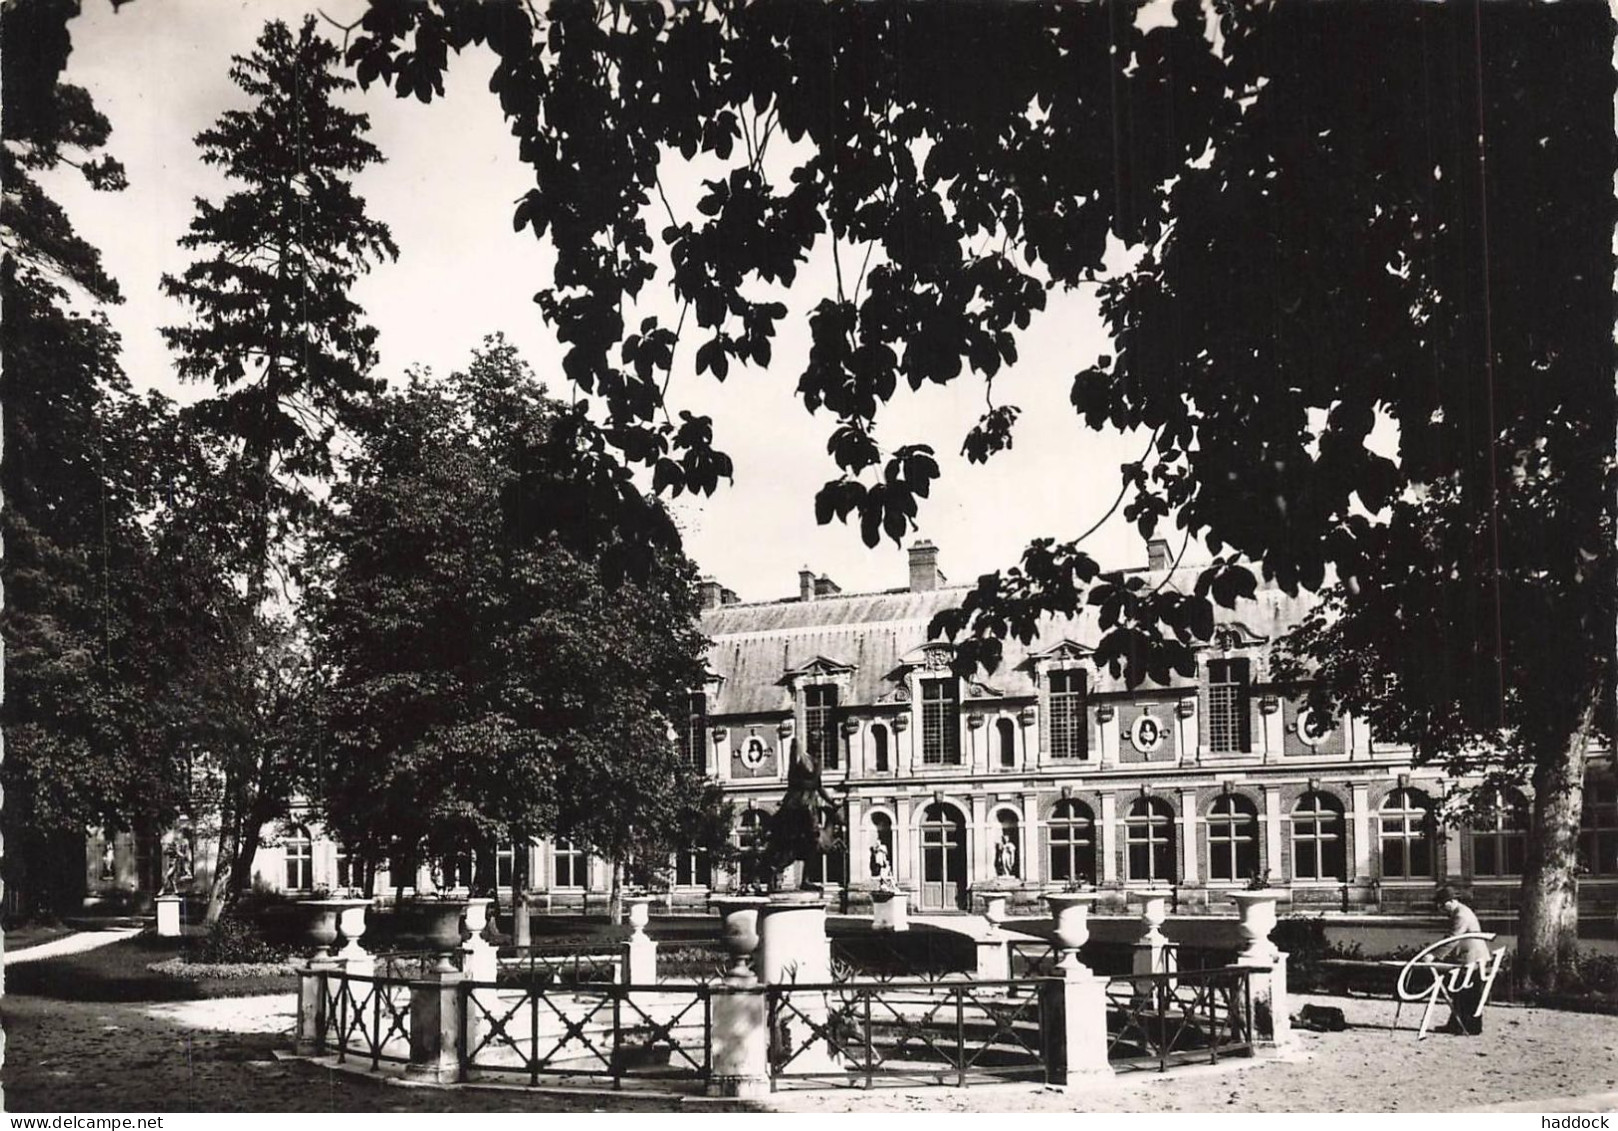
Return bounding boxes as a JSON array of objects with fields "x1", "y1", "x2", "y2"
[{"x1": 87, "y1": 540, "x2": 1617, "y2": 917}]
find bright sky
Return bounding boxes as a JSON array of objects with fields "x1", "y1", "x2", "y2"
[{"x1": 47, "y1": 0, "x2": 1155, "y2": 603}]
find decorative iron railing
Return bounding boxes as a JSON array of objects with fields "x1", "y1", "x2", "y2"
[
  {"x1": 458, "y1": 979, "x2": 712, "y2": 1089},
  {"x1": 765, "y1": 979, "x2": 1052, "y2": 1089},
  {"x1": 495, "y1": 945, "x2": 624, "y2": 986},
  {"x1": 1104, "y1": 967, "x2": 1255, "y2": 1072},
  {"x1": 1007, "y1": 940, "x2": 1064, "y2": 980},
  {"x1": 314, "y1": 971, "x2": 417, "y2": 1069}
]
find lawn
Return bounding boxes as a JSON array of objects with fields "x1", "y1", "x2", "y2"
[
  {"x1": 5, "y1": 931, "x2": 296, "y2": 1002},
  {"x1": 4, "y1": 923, "x2": 77, "y2": 952}
]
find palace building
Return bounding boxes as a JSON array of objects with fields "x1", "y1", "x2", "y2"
[
  {"x1": 86, "y1": 540, "x2": 1617, "y2": 918},
  {"x1": 682, "y1": 539, "x2": 1615, "y2": 916}
]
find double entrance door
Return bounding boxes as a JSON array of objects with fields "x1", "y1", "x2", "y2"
[{"x1": 919, "y1": 802, "x2": 968, "y2": 910}]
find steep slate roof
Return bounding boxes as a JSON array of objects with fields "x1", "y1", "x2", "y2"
[{"x1": 700, "y1": 567, "x2": 1319, "y2": 717}]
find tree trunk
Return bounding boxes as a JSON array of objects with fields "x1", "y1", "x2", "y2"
[
  {"x1": 232, "y1": 813, "x2": 265, "y2": 901},
  {"x1": 203, "y1": 803, "x2": 239, "y2": 925},
  {"x1": 513, "y1": 846, "x2": 532, "y2": 947},
  {"x1": 1518, "y1": 702, "x2": 1594, "y2": 990},
  {"x1": 609, "y1": 858, "x2": 624, "y2": 926}
]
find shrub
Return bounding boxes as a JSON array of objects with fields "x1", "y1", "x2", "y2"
[{"x1": 187, "y1": 913, "x2": 290, "y2": 965}]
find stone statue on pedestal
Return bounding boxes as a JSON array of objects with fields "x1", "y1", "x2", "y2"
[
  {"x1": 994, "y1": 834, "x2": 1019, "y2": 878},
  {"x1": 161, "y1": 821, "x2": 195, "y2": 895}
]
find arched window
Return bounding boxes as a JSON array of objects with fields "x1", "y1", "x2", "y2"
[
  {"x1": 1379, "y1": 788, "x2": 1435, "y2": 879},
  {"x1": 1471, "y1": 790, "x2": 1528, "y2": 878},
  {"x1": 994, "y1": 810, "x2": 1022, "y2": 878},
  {"x1": 1580, "y1": 778, "x2": 1618, "y2": 876},
  {"x1": 553, "y1": 839, "x2": 586, "y2": 889},
  {"x1": 1047, "y1": 799, "x2": 1096, "y2": 885},
  {"x1": 996, "y1": 718, "x2": 1017, "y2": 769},
  {"x1": 285, "y1": 826, "x2": 313, "y2": 892},
  {"x1": 1207, "y1": 794, "x2": 1260, "y2": 882},
  {"x1": 1126, "y1": 797, "x2": 1176, "y2": 882},
  {"x1": 1292, "y1": 792, "x2": 1346, "y2": 881},
  {"x1": 871, "y1": 724, "x2": 890, "y2": 773}
]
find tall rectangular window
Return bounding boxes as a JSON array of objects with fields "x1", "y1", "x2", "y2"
[
  {"x1": 921, "y1": 679, "x2": 961, "y2": 765},
  {"x1": 1047, "y1": 669, "x2": 1089, "y2": 759},
  {"x1": 1207, "y1": 658, "x2": 1252, "y2": 753},
  {"x1": 553, "y1": 840, "x2": 586, "y2": 888},
  {"x1": 680, "y1": 691, "x2": 708, "y2": 771},
  {"x1": 805, "y1": 684, "x2": 840, "y2": 770},
  {"x1": 676, "y1": 848, "x2": 711, "y2": 888}
]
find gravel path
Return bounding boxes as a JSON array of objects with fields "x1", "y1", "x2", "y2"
[
  {"x1": 4, "y1": 988, "x2": 1614, "y2": 1112},
  {"x1": 0, "y1": 993, "x2": 732, "y2": 1112},
  {"x1": 4, "y1": 930, "x2": 141, "y2": 967},
  {"x1": 766, "y1": 993, "x2": 1618, "y2": 1113}
]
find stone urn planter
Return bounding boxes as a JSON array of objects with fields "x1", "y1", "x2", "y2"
[
  {"x1": 296, "y1": 899, "x2": 343, "y2": 958},
  {"x1": 626, "y1": 896, "x2": 653, "y2": 937},
  {"x1": 871, "y1": 887, "x2": 910, "y2": 932},
  {"x1": 1129, "y1": 890, "x2": 1170, "y2": 947},
  {"x1": 1230, "y1": 889, "x2": 1290, "y2": 965},
  {"x1": 980, "y1": 892, "x2": 1010, "y2": 933},
  {"x1": 395, "y1": 897, "x2": 473, "y2": 954},
  {"x1": 461, "y1": 896, "x2": 495, "y2": 942},
  {"x1": 710, "y1": 896, "x2": 768, "y2": 981},
  {"x1": 1043, "y1": 891, "x2": 1099, "y2": 972},
  {"x1": 1128, "y1": 890, "x2": 1174, "y2": 976},
  {"x1": 298, "y1": 898, "x2": 371, "y2": 959},
  {"x1": 331, "y1": 899, "x2": 372, "y2": 961}
]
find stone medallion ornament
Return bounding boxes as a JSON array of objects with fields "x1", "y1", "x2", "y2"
[
  {"x1": 740, "y1": 734, "x2": 769, "y2": 769},
  {"x1": 1131, "y1": 712, "x2": 1166, "y2": 754},
  {"x1": 1296, "y1": 708, "x2": 1333, "y2": 747}
]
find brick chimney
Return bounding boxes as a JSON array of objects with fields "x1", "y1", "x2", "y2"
[
  {"x1": 697, "y1": 577, "x2": 724, "y2": 610},
  {"x1": 799, "y1": 568, "x2": 816, "y2": 602},
  {"x1": 814, "y1": 575, "x2": 842, "y2": 598},
  {"x1": 1147, "y1": 537, "x2": 1171, "y2": 572},
  {"x1": 909, "y1": 540, "x2": 944, "y2": 592}
]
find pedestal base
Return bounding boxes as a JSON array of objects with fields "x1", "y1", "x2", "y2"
[
  {"x1": 155, "y1": 895, "x2": 184, "y2": 938},
  {"x1": 872, "y1": 893, "x2": 909, "y2": 932}
]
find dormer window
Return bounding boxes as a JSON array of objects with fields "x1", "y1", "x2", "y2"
[
  {"x1": 921, "y1": 678, "x2": 961, "y2": 765},
  {"x1": 1206, "y1": 658, "x2": 1252, "y2": 753},
  {"x1": 805, "y1": 684, "x2": 840, "y2": 771},
  {"x1": 1047, "y1": 669, "x2": 1089, "y2": 760},
  {"x1": 679, "y1": 691, "x2": 708, "y2": 771}
]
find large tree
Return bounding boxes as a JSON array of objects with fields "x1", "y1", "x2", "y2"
[
  {"x1": 161, "y1": 15, "x2": 398, "y2": 918},
  {"x1": 311, "y1": 337, "x2": 724, "y2": 916},
  {"x1": 0, "y1": 0, "x2": 189, "y2": 913},
  {"x1": 343, "y1": 0, "x2": 1615, "y2": 984}
]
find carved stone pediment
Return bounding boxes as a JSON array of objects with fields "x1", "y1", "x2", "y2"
[
  {"x1": 1026, "y1": 638, "x2": 1092, "y2": 665},
  {"x1": 1202, "y1": 623, "x2": 1270, "y2": 652},
  {"x1": 778, "y1": 654, "x2": 856, "y2": 684},
  {"x1": 897, "y1": 642, "x2": 955, "y2": 672}
]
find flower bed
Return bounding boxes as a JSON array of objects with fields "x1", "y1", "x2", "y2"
[{"x1": 147, "y1": 956, "x2": 297, "y2": 980}]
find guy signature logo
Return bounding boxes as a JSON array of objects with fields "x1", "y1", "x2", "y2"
[{"x1": 1395, "y1": 931, "x2": 1505, "y2": 1040}]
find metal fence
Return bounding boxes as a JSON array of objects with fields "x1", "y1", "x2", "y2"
[
  {"x1": 1104, "y1": 966, "x2": 1256, "y2": 1072},
  {"x1": 458, "y1": 979, "x2": 713, "y2": 1090},
  {"x1": 315, "y1": 970, "x2": 417, "y2": 1069},
  {"x1": 766, "y1": 978, "x2": 1053, "y2": 1089}
]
